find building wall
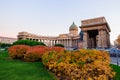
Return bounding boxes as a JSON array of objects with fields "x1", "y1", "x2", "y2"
[
  {"x1": 17, "y1": 17, "x2": 111, "y2": 49},
  {"x1": 17, "y1": 31, "x2": 79, "y2": 48},
  {"x1": 0, "y1": 36, "x2": 17, "y2": 44},
  {"x1": 80, "y1": 17, "x2": 111, "y2": 49}
]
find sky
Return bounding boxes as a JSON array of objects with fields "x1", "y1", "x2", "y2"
[{"x1": 0, "y1": 0, "x2": 120, "y2": 44}]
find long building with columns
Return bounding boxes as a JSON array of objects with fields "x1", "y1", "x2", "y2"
[
  {"x1": 18, "y1": 22, "x2": 79, "y2": 48},
  {"x1": 17, "y1": 17, "x2": 111, "y2": 49}
]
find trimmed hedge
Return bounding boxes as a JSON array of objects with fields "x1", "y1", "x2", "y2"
[
  {"x1": 54, "y1": 44, "x2": 64, "y2": 47},
  {"x1": 13, "y1": 40, "x2": 46, "y2": 46}
]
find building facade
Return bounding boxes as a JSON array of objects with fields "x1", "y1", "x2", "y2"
[
  {"x1": 80, "y1": 17, "x2": 111, "y2": 49},
  {"x1": 0, "y1": 36, "x2": 17, "y2": 44},
  {"x1": 18, "y1": 22, "x2": 79, "y2": 48},
  {"x1": 17, "y1": 17, "x2": 111, "y2": 49}
]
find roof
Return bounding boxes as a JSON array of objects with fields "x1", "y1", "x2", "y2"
[
  {"x1": 69, "y1": 22, "x2": 78, "y2": 30},
  {"x1": 80, "y1": 17, "x2": 111, "y2": 32}
]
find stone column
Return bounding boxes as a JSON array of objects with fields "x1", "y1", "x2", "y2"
[
  {"x1": 61, "y1": 39, "x2": 63, "y2": 44},
  {"x1": 68, "y1": 39, "x2": 70, "y2": 48},
  {"x1": 66, "y1": 39, "x2": 67, "y2": 47},
  {"x1": 83, "y1": 31, "x2": 88, "y2": 49},
  {"x1": 42, "y1": 39, "x2": 43, "y2": 43},
  {"x1": 65, "y1": 39, "x2": 66, "y2": 47},
  {"x1": 69, "y1": 39, "x2": 72, "y2": 48},
  {"x1": 103, "y1": 30, "x2": 107, "y2": 48},
  {"x1": 59, "y1": 40, "x2": 61, "y2": 45},
  {"x1": 60, "y1": 40, "x2": 62, "y2": 44},
  {"x1": 51, "y1": 40, "x2": 53, "y2": 46},
  {"x1": 107, "y1": 34, "x2": 110, "y2": 47},
  {"x1": 67, "y1": 39, "x2": 69, "y2": 47},
  {"x1": 55, "y1": 40, "x2": 57, "y2": 44},
  {"x1": 58, "y1": 40, "x2": 60, "y2": 44},
  {"x1": 63, "y1": 39, "x2": 65, "y2": 47},
  {"x1": 66, "y1": 39, "x2": 68, "y2": 47},
  {"x1": 98, "y1": 29, "x2": 107, "y2": 48},
  {"x1": 97, "y1": 30, "x2": 102, "y2": 47}
]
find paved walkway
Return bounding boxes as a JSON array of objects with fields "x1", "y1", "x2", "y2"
[{"x1": 110, "y1": 57, "x2": 120, "y2": 66}]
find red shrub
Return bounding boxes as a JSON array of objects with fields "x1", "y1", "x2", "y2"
[
  {"x1": 24, "y1": 46, "x2": 49, "y2": 62},
  {"x1": 50, "y1": 46, "x2": 65, "y2": 52},
  {"x1": 32, "y1": 45, "x2": 50, "y2": 51},
  {"x1": 8, "y1": 45, "x2": 65, "y2": 62},
  {"x1": 8, "y1": 45, "x2": 30, "y2": 59}
]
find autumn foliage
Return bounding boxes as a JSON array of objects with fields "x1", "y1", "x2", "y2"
[
  {"x1": 8, "y1": 45, "x2": 115, "y2": 80},
  {"x1": 24, "y1": 46, "x2": 50, "y2": 61},
  {"x1": 8, "y1": 45, "x2": 30, "y2": 59},
  {"x1": 8, "y1": 45, "x2": 65, "y2": 62},
  {"x1": 42, "y1": 49, "x2": 115, "y2": 80},
  {"x1": 50, "y1": 46, "x2": 65, "y2": 52}
]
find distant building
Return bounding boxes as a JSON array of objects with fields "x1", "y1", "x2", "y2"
[
  {"x1": 17, "y1": 17, "x2": 111, "y2": 49},
  {"x1": 0, "y1": 36, "x2": 17, "y2": 44}
]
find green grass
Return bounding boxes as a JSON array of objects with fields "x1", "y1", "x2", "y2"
[
  {"x1": 0, "y1": 50, "x2": 120, "y2": 80},
  {"x1": 110, "y1": 64, "x2": 120, "y2": 80},
  {"x1": 0, "y1": 50, "x2": 57, "y2": 80}
]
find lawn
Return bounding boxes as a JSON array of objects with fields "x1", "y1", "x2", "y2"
[
  {"x1": 0, "y1": 50, "x2": 120, "y2": 80},
  {"x1": 110, "y1": 64, "x2": 120, "y2": 80},
  {"x1": 0, "y1": 50, "x2": 57, "y2": 80}
]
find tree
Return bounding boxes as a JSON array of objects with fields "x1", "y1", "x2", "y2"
[
  {"x1": 0, "y1": 43, "x2": 12, "y2": 49},
  {"x1": 12, "y1": 40, "x2": 46, "y2": 46},
  {"x1": 116, "y1": 35, "x2": 120, "y2": 48}
]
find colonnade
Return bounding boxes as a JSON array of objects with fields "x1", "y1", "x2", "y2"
[{"x1": 26, "y1": 38, "x2": 79, "y2": 48}]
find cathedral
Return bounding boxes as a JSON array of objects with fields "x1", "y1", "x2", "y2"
[{"x1": 17, "y1": 17, "x2": 111, "y2": 49}]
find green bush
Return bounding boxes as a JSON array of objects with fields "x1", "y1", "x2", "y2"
[
  {"x1": 54, "y1": 44, "x2": 64, "y2": 47},
  {"x1": 0, "y1": 43, "x2": 12, "y2": 48},
  {"x1": 12, "y1": 40, "x2": 46, "y2": 46}
]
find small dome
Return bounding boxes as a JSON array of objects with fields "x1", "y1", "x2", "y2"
[{"x1": 69, "y1": 22, "x2": 78, "y2": 31}]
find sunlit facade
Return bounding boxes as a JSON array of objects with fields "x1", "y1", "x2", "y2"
[
  {"x1": 17, "y1": 17, "x2": 111, "y2": 49},
  {"x1": 0, "y1": 36, "x2": 17, "y2": 44},
  {"x1": 18, "y1": 22, "x2": 79, "y2": 48}
]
